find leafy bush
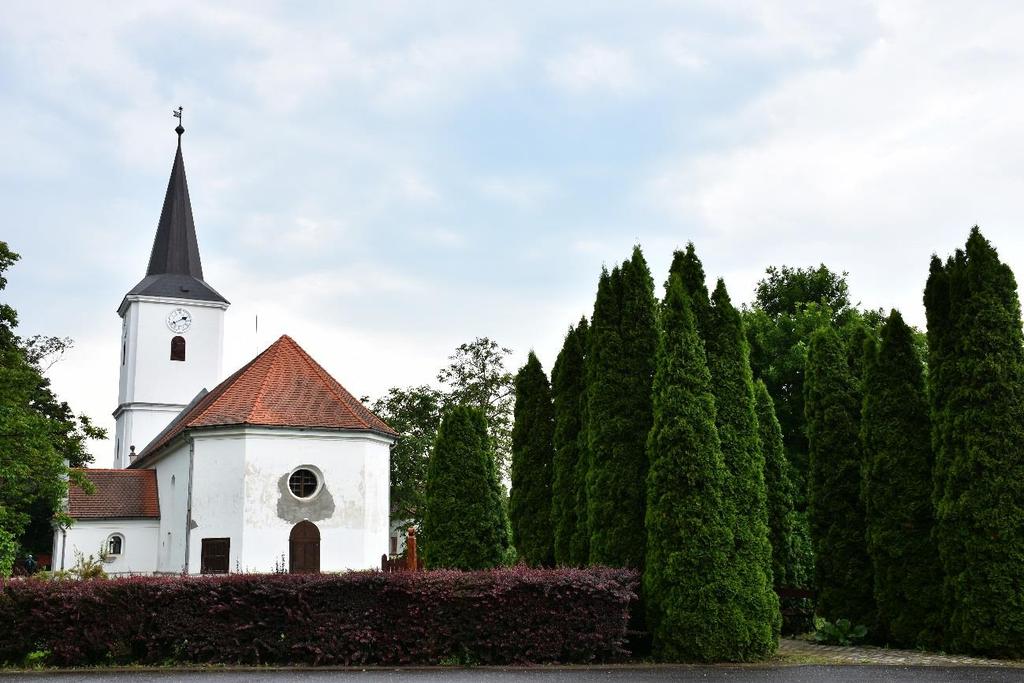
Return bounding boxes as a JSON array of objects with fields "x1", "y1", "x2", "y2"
[
  {"x1": 70, "y1": 548, "x2": 108, "y2": 580},
  {"x1": 0, "y1": 567, "x2": 637, "y2": 667},
  {"x1": 814, "y1": 619, "x2": 868, "y2": 646}
]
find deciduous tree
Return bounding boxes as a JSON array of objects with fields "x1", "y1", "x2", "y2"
[{"x1": 438, "y1": 337, "x2": 515, "y2": 477}]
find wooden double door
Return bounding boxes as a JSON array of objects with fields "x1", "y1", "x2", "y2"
[{"x1": 289, "y1": 520, "x2": 320, "y2": 574}]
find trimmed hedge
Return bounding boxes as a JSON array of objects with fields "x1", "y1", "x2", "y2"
[{"x1": 0, "y1": 567, "x2": 637, "y2": 667}]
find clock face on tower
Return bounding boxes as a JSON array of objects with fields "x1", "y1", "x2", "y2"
[{"x1": 167, "y1": 308, "x2": 192, "y2": 333}]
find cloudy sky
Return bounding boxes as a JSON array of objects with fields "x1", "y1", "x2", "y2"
[{"x1": 4, "y1": 1, "x2": 1024, "y2": 465}]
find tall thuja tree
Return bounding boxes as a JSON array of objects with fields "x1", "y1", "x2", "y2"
[
  {"x1": 755, "y1": 379, "x2": 798, "y2": 588},
  {"x1": 704, "y1": 279, "x2": 779, "y2": 657},
  {"x1": 509, "y1": 352, "x2": 556, "y2": 566},
  {"x1": 928, "y1": 228, "x2": 1024, "y2": 656},
  {"x1": 551, "y1": 319, "x2": 588, "y2": 566},
  {"x1": 587, "y1": 246, "x2": 658, "y2": 568},
  {"x1": 860, "y1": 310, "x2": 942, "y2": 648},
  {"x1": 423, "y1": 405, "x2": 508, "y2": 570},
  {"x1": 570, "y1": 319, "x2": 591, "y2": 565},
  {"x1": 668, "y1": 242, "x2": 711, "y2": 335},
  {"x1": 645, "y1": 275, "x2": 739, "y2": 661},
  {"x1": 804, "y1": 326, "x2": 875, "y2": 627}
]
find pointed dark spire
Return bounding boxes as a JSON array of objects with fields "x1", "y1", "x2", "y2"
[
  {"x1": 121, "y1": 122, "x2": 228, "y2": 309},
  {"x1": 146, "y1": 129, "x2": 204, "y2": 278}
]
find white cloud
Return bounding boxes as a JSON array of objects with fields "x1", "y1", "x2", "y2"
[
  {"x1": 646, "y1": 0, "x2": 1024, "y2": 326},
  {"x1": 547, "y1": 43, "x2": 642, "y2": 95},
  {"x1": 477, "y1": 177, "x2": 552, "y2": 209}
]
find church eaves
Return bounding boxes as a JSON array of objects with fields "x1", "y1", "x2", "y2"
[
  {"x1": 131, "y1": 335, "x2": 398, "y2": 465},
  {"x1": 123, "y1": 124, "x2": 228, "y2": 306}
]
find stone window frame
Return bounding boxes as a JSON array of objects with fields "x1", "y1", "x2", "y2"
[
  {"x1": 287, "y1": 465, "x2": 323, "y2": 501},
  {"x1": 105, "y1": 533, "x2": 125, "y2": 559}
]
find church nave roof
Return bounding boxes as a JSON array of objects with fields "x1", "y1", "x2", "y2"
[{"x1": 132, "y1": 335, "x2": 397, "y2": 464}]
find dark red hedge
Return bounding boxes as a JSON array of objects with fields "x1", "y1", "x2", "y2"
[{"x1": 0, "y1": 567, "x2": 637, "y2": 666}]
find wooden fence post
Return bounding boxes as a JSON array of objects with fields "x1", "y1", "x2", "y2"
[{"x1": 406, "y1": 527, "x2": 418, "y2": 572}]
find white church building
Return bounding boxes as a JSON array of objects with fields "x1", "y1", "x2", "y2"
[{"x1": 54, "y1": 124, "x2": 398, "y2": 575}]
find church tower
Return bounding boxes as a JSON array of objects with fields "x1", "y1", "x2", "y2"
[{"x1": 113, "y1": 122, "x2": 229, "y2": 468}]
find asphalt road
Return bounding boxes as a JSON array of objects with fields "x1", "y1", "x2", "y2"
[{"x1": 1, "y1": 667, "x2": 1021, "y2": 682}]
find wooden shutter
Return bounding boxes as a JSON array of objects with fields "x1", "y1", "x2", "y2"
[{"x1": 200, "y1": 537, "x2": 230, "y2": 574}]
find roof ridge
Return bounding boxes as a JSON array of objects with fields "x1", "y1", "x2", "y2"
[
  {"x1": 287, "y1": 337, "x2": 372, "y2": 430},
  {"x1": 191, "y1": 344, "x2": 275, "y2": 426},
  {"x1": 74, "y1": 468, "x2": 154, "y2": 473},
  {"x1": 247, "y1": 339, "x2": 285, "y2": 423}
]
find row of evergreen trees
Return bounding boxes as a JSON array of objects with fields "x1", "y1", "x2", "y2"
[
  {"x1": 421, "y1": 227, "x2": 1024, "y2": 659},
  {"x1": 806, "y1": 227, "x2": 1024, "y2": 657},
  {"x1": 507, "y1": 244, "x2": 791, "y2": 661}
]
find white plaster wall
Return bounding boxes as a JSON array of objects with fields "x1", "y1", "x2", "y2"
[
  {"x1": 56, "y1": 519, "x2": 159, "y2": 575},
  {"x1": 113, "y1": 296, "x2": 226, "y2": 468},
  {"x1": 151, "y1": 443, "x2": 191, "y2": 573},
  {"x1": 120, "y1": 297, "x2": 225, "y2": 406},
  {"x1": 113, "y1": 406, "x2": 185, "y2": 468},
  {"x1": 187, "y1": 433, "x2": 246, "y2": 574},
  {"x1": 241, "y1": 428, "x2": 392, "y2": 572}
]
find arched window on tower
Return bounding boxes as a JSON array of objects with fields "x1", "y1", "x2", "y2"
[{"x1": 170, "y1": 336, "x2": 186, "y2": 361}]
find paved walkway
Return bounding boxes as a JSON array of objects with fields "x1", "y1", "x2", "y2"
[{"x1": 779, "y1": 637, "x2": 1024, "y2": 667}]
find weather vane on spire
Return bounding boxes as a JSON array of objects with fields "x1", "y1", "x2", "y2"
[{"x1": 172, "y1": 106, "x2": 184, "y2": 137}]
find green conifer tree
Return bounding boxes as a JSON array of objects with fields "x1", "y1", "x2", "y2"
[
  {"x1": 423, "y1": 405, "x2": 507, "y2": 570},
  {"x1": 860, "y1": 310, "x2": 942, "y2": 648},
  {"x1": 510, "y1": 351, "x2": 556, "y2": 566},
  {"x1": 705, "y1": 279, "x2": 780, "y2": 657},
  {"x1": 927, "y1": 228, "x2": 1024, "y2": 656},
  {"x1": 587, "y1": 247, "x2": 658, "y2": 568},
  {"x1": 645, "y1": 275, "x2": 739, "y2": 661},
  {"x1": 755, "y1": 379, "x2": 796, "y2": 588},
  {"x1": 668, "y1": 242, "x2": 711, "y2": 335},
  {"x1": 804, "y1": 326, "x2": 875, "y2": 628},
  {"x1": 551, "y1": 320, "x2": 588, "y2": 566}
]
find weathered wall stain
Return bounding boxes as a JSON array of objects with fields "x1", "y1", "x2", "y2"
[{"x1": 276, "y1": 474, "x2": 336, "y2": 523}]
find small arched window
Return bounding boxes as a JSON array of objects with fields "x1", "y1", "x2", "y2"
[
  {"x1": 106, "y1": 534, "x2": 124, "y2": 556},
  {"x1": 170, "y1": 336, "x2": 186, "y2": 361}
]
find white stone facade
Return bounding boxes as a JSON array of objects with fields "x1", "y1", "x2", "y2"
[
  {"x1": 53, "y1": 519, "x2": 160, "y2": 576},
  {"x1": 113, "y1": 295, "x2": 227, "y2": 468}
]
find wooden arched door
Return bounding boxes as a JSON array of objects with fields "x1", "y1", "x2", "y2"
[{"x1": 289, "y1": 520, "x2": 320, "y2": 574}]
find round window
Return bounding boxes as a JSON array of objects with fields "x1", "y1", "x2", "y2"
[{"x1": 288, "y1": 468, "x2": 319, "y2": 498}]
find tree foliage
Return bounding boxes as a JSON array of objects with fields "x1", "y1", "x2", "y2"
[
  {"x1": 422, "y1": 405, "x2": 508, "y2": 570},
  {"x1": 437, "y1": 337, "x2": 515, "y2": 477},
  {"x1": 372, "y1": 336, "x2": 515, "y2": 532},
  {"x1": 0, "y1": 242, "x2": 102, "y2": 573},
  {"x1": 754, "y1": 379, "x2": 810, "y2": 589},
  {"x1": 369, "y1": 385, "x2": 444, "y2": 528},
  {"x1": 667, "y1": 243, "x2": 711, "y2": 336},
  {"x1": 754, "y1": 264, "x2": 851, "y2": 319},
  {"x1": 804, "y1": 325, "x2": 875, "y2": 628},
  {"x1": 644, "y1": 275, "x2": 738, "y2": 661},
  {"x1": 926, "y1": 228, "x2": 1024, "y2": 657},
  {"x1": 744, "y1": 271, "x2": 883, "y2": 507},
  {"x1": 586, "y1": 246, "x2": 658, "y2": 569},
  {"x1": 551, "y1": 318, "x2": 589, "y2": 566},
  {"x1": 704, "y1": 277, "x2": 779, "y2": 657},
  {"x1": 509, "y1": 352, "x2": 556, "y2": 566},
  {"x1": 860, "y1": 310, "x2": 942, "y2": 648}
]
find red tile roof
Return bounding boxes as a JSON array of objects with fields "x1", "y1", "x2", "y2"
[
  {"x1": 68, "y1": 469, "x2": 160, "y2": 519},
  {"x1": 135, "y1": 335, "x2": 397, "y2": 462}
]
